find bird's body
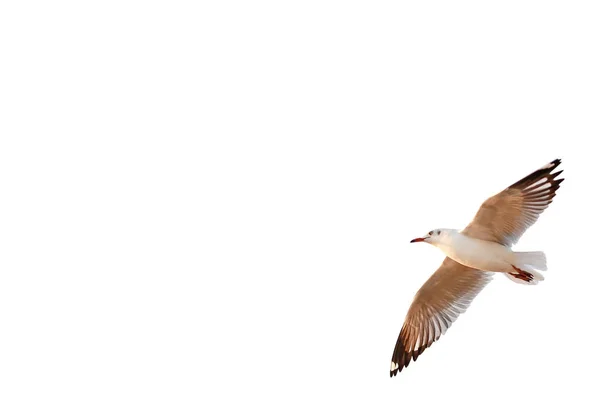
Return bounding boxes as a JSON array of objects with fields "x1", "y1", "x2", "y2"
[
  {"x1": 390, "y1": 159, "x2": 564, "y2": 377},
  {"x1": 430, "y1": 229, "x2": 513, "y2": 272}
]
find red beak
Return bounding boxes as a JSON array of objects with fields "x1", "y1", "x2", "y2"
[{"x1": 410, "y1": 237, "x2": 426, "y2": 243}]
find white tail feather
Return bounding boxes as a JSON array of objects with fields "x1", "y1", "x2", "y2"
[
  {"x1": 504, "y1": 251, "x2": 547, "y2": 285},
  {"x1": 515, "y1": 251, "x2": 547, "y2": 271}
]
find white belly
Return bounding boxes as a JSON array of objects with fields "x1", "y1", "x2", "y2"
[{"x1": 438, "y1": 234, "x2": 514, "y2": 272}]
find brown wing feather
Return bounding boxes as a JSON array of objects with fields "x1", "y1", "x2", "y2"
[
  {"x1": 390, "y1": 258, "x2": 492, "y2": 377},
  {"x1": 462, "y1": 159, "x2": 564, "y2": 246}
]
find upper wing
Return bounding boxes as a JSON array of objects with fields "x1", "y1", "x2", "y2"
[
  {"x1": 390, "y1": 258, "x2": 492, "y2": 377},
  {"x1": 462, "y1": 158, "x2": 564, "y2": 246}
]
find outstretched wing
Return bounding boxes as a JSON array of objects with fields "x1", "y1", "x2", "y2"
[
  {"x1": 390, "y1": 258, "x2": 492, "y2": 377},
  {"x1": 462, "y1": 159, "x2": 564, "y2": 246}
]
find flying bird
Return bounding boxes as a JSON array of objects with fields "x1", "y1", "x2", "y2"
[{"x1": 390, "y1": 159, "x2": 564, "y2": 377}]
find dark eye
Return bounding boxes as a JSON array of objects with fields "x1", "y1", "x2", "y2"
[
  {"x1": 437, "y1": 230, "x2": 441, "y2": 235},
  {"x1": 428, "y1": 231, "x2": 433, "y2": 236}
]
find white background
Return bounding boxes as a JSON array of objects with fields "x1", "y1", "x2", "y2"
[{"x1": 1, "y1": 1, "x2": 599, "y2": 392}]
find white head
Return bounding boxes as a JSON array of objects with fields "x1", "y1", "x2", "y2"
[{"x1": 410, "y1": 228, "x2": 455, "y2": 246}]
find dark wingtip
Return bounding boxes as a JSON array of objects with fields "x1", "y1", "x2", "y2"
[
  {"x1": 547, "y1": 158, "x2": 562, "y2": 170},
  {"x1": 547, "y1": 158, "x2": 561, "y2": 169},
  {"x1": 510, "y1": 158, "x2": 564, "y2": 189},
  {"x1": 549, "y1": 158, "x2": 563, "y2": 172}
]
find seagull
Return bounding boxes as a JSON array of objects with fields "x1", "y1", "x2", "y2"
[{"x1": 390, "y1": 159, "x2": 564, "y2": 377}]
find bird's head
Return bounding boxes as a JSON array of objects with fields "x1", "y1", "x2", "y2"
[{"x1": 410, "y1": 228, "x2": 453, "y2": 245}]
